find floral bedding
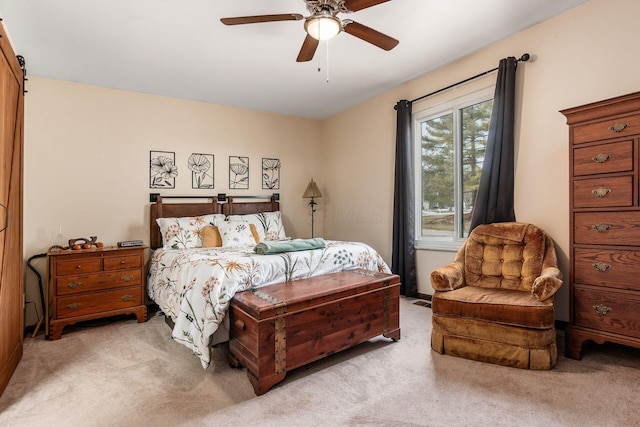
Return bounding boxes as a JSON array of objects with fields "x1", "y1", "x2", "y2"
[{"x1": 147, "y1": 240, "x2": 391, "y2": 368}]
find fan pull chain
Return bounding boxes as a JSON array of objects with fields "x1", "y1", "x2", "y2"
[
  {"x1": 325, "y1": 39, "x2": 330, "y2": 83},
  {"x1": 316, "y1": 41, "x2": 330, "y2": 83}
]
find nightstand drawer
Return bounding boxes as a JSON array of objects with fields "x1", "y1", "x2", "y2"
[
  {"x1": 56, "y1": 286, "x2": 142, "y2": 319},
  {"x1": 573, "y1": 113, "x2": 640, "y2": 144},
  {"x1": 55, "y1": 258, "x2": 101, "y2": 275},
  {"x1": 574, "y1": 287, "x2": 640, "y2": 339},
  {"x1": 104, "y1": 255, "x2": 141, "y2": 271},
  {"x1": 56, "y1": 270, "x2": 142, "y2": 295},
  {"x1": 573, "y1": 176, "x2": 632, "y2": 208},
  {"x1": 574, "y1": 248, "x2": 640, "y2": 291}
]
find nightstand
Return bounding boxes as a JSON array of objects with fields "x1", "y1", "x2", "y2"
[{"x1": 47, "y1": 245, "x2": 148, "y2": 340}]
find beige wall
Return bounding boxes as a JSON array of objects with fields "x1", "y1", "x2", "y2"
[
  {"x1": 23, "y1": 79, "x2": 323, "y2": 322},
  {"x1": 321, "y1": 0, "x2": 640, "y2": 321}
]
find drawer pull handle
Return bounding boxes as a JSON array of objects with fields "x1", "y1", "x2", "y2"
[
  {"x1": 76, "y1": 265, "x2": 82, "y2": 269},
  {"x1": 67, "y1": 281, "x2": 81, "y2": 289},
  {"x1": 121, "y1": 295, "x2": 133, "y2": 302},
  {"x1": 592, "y1": 224, "x2": 612, "y2": 233},
  {"x1": 67, "y1": 302, "x2": 81, "y2": 310},
  {"x1": 121, "y1": 275, "x2": 133, "y2": 282},
  {"x1": 120, "y1": 260, "x2": 126, "y2": 264},
  {"x1": 592, "y1": 262, "x2": 611, "y2": 272},
  {"x1": 593, "y1": 304, "x2": 612, "y2": 316},
  {"x1": 592, "y1": 153, "x2": 611, "y2": 163},
  {"x1": 591, "y1": 187, "x2": 611, "y2": 198},
  {"x1": 234, "y1": 319, "x2": 246, "y2": 330},
  {"x1": 609, "y1": 123, "x2": 628, "y2": 133}
]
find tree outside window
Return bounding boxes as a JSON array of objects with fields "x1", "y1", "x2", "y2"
[{"x1": 416, "y1": 90, "x2": 493, "y2": 247}]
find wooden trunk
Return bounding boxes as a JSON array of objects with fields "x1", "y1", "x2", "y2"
[{"x1": 228, "y1": 269, "x2": 401, "y2": 395}]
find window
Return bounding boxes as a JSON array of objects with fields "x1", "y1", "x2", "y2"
[{"x1": 414, "y1": 87, "x2": 493, "y2": 250}]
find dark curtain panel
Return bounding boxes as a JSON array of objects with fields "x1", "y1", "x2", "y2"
[
  {"x1": 469, "y1": 56, "x2": 518, "y2": 232},
  {"x1": 392, "y1": 100, "x2": 417, "y2": 296}
]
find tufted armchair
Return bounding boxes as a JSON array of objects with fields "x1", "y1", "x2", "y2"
[{"x1": 430, "y1": 222, "x2": 563, "y2": 370}]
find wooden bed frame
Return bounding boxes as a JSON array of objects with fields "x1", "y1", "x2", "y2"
[
  {"x1": 149, "y1": 193, "x2": 400, "y2": 394},
  {"x1": 149, "y1": 193, "x2": 279, "y2": 250}
]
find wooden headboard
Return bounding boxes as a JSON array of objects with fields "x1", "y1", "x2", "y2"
[
  {"x1": 223, "y1": 195, "x2": 280, "y2": 215},
  {"x1": 150, "y1": 194, "x2": 280, "y2": 249}
]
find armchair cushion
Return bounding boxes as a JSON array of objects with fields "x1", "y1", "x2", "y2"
[
  {"x1": 465, "y1": 222, "x2": 546, "y2": 291},
  {"x1": 432, "y1": 286, "x2": 555, "y2": 329}
]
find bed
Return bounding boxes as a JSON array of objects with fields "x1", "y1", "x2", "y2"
[{"x1": 147, "y1": 194, "x2": 392, "y2": 368}]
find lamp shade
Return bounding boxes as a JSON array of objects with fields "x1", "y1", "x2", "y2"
[
  {"x1": 304, "y1": 15, "x2": 341, "y2": 41},
  {"x1": 302, "y1": 178, "x2": 322, "y2": 198}
]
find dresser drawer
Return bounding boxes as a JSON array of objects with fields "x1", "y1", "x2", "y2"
[
  {"x1": 573, "y1": 113, "x2": 640, "y2": 144},
  {"x1": 573, "y1": 287, "x2": 640, "y2": 339},
  {"x1": 56, "y1": 270, "x2": 142, "y2": 295},
  {"x1": 56, "y1": 286, "x2": 142, "y2": 319},
  {"x1": 104, "y1": 254, "x2": 141, "y2": 271},
  {"x1": 573, "y1": 140, "x2": 633, "y2": 176},
  {"x1": 56, "y1": 258, "x2": 101, "y2": 275},
  {"x1": 574, "y1": 211, "x2": 640, "y2": 245},
  {"x1": 573, "y1": 176, "x2": 632, "y2": 208},
  {"x1": 574, "y1": 248, "x2": 640, "y2": 291}
]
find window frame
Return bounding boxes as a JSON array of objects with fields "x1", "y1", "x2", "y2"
[{"x1": 413, "y1": 86, "x2": 494, "y2": 251}]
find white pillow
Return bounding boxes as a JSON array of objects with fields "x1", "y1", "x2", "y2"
[
  {"x1": 226, "y1": 211, "x2": 286, "y2": 241},
  {"x1": 156, "y1": 214, "x2": 225, "y2": 249},
  {"x1": 218, "y1": 221, "x2": 257, "y2": 248}
]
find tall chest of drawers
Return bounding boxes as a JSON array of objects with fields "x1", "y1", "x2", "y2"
[
  {"x1": 562, "y1": 91, "x2": 640, "y2": 359},
  {"x1": 47, "y1": 246, "x2": 148, "y2": 340}
]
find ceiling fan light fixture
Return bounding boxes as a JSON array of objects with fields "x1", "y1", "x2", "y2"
[{"x1": 304, "y1": 15, "x2": 341, "y2": 40}]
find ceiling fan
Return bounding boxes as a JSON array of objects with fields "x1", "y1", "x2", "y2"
[{"x1": 220, "y1": 0, "x2": 399, "y2": 62}]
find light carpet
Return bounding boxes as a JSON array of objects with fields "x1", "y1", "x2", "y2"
[{"x1": 1, "y1": 297, "x2": 639, "y2": 426}]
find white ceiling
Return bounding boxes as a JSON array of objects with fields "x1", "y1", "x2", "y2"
[{"x1": 0, "y1": 0, "x2": 588, "y2": 120}]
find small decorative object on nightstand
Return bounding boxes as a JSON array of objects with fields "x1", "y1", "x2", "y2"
[{"x1": 47, "y1": 245, "x2": 148, "y2": 340}]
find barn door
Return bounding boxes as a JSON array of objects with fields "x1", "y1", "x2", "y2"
[{"x1": 0, "y1": 21, "x2": 25, "y2": 397}]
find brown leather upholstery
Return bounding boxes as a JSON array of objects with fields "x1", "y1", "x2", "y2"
[{"x1": 430, "y1": 222, "x2": 563, "y2": 370}]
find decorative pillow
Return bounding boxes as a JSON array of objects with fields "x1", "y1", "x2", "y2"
[
  {"x1": 156, "y1": 214, "x2": 225, "y2": 249},
  {"x1": 226, "y1": 211, "x2": 286, "y2": 241},
  {"x1": 249, "y1": 224, "x2": 260, "y2": 244},
  {"x1": 203, "y1": 224, "x2": 258, "y2": 247},
  {"x1": 218, "y1": 221, "x2": 257, "y2": 247},
  {"x1": 202, "y1": 226, "x2": 223, "y2": 248}
]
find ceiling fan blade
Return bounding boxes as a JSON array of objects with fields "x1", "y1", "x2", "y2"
[
  {"x1": 344, "y1": 0, "x2": 391, "y2": 12},
  {"x1": 297, "y1": 34, "x2": 319, "y2": 62},
  {"x1": 343, "y1": 20, "x2": 399, "y2": 50},
  {"x1": 220, "y1": 14, "x2": 303, "y2": 25}
]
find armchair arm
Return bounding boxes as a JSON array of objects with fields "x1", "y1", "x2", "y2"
[
  {"x1": 431, "y1": 261, "x2": 465, "y2": 291},
  {"x1": 531, "y1": 266, "x2": 563, "y2": 301}
]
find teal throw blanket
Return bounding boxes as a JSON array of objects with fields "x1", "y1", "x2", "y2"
[{"x1": 254, "y1": 238, "x2": 326, "y2": 255}]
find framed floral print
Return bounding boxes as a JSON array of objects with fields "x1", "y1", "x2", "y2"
[
  {"x1": 189, "y1": 153, "x2": 214, "y2": 189},
  {"x1": 262, "y1": 158, "x2": 281, "y2": 189},
  {"x1": 150, "y1": 150, "x2": 177, "y2": 188},
  {"x1": 229, "y1": 156, "x2": 249, "y2": 189}
]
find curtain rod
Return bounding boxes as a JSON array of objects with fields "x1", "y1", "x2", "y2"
[{"x1": 407, "y1": 53, "x2": 530, "y2": 105}]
